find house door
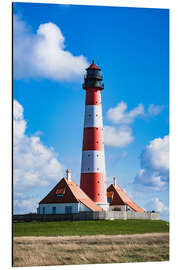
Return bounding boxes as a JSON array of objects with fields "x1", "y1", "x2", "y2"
[{"x1": 65, "y1": 206, "x2": 72, "y2": 214}]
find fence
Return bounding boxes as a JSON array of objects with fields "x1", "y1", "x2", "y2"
[{"x1": 13, "y1": 211, "x2": 160, "y2": 222}]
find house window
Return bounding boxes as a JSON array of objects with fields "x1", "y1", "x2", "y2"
[
  {"x1": 107, "y1": 197, "x2": 112, "y2": 203},
  {"x1": 65, "y1": 206, "x2": 72, "y2": 214},
  {"x1": 52, "y1": 207, "x2": 56, "y2": 214},
  {"x1": 107, "y1": 191, "x2": 113, "y2": 204},
  {"x1": 56, "y1": 188, "x2": 65, "y2": 197},
  {"x1": 42, "y1": 207, "x2": 45, "y2": 214}
]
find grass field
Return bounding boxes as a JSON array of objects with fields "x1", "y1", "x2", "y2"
[
  {"x1": 13, "y1": 219, "x2": 169, "y2": 237},
  {"x1": 13, "y1": 233, "x2": 169, "y2": 266}
]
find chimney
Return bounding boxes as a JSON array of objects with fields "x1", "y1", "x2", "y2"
[
  {"x1": 66, "y1": 169, "x2": 72, "y2": 182},
  {"x1": 113, "y1": 177, "x2": 117, "y2": 186}
]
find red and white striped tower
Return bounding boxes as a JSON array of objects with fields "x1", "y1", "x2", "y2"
[{"x1": 80, "y1": 60, "x2": 108, "y2": 210}]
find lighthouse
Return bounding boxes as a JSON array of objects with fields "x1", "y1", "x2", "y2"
[{"x1": 80, "y1": 60, "x2": 108, "y2": 210}]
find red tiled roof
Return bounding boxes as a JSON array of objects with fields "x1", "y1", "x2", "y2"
[
  {"x1": 107, "y1": 184, "x2": 144, "y2": 213},
  {"x1": 87, "y1": 60, "x2": 101, "y2": 70},
  {"x1": 39, "y1": 178, "x2": 102, "y2": 212},
  {"x1": 68, "y1": 178, "x2": 103, "y2": 212}
]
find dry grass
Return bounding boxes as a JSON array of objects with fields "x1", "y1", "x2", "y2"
[{"x1": 13, "y1": 233, "x2": 169, "y2": 267}]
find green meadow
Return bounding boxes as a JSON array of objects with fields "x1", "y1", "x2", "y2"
[{"x1": 13, "y1": 219, "x2": 169, "y2": 237}]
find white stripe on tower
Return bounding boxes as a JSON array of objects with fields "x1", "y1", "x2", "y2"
[
  {"x1": 81, "y1": 150, "x2": 105, "y2": 173},
  {"x1": 84, "y1": 105, "x2": 103, "y2": 128}
]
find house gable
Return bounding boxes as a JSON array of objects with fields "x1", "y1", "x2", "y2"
[{"x1": 39, "y1": 178, "x2": 79, "y2": 204}]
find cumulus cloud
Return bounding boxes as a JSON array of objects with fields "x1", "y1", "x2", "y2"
[
  {"x1": 106, "y1": 101, "x2": 144, "y2": 124},
  {"x1": 148, "y1": 104, "x2": 164, "y2": 116},
  {"x1": 13, "y1": 15, "x2": 89, "y2": 81},
  {"x1": 145, "y1": 197, "x2": 169, "y2": 215},
  {"x1": 13, "y1": 100, "x2": 65, "y2": 213},
  {"x1": 14, "y1": 198, "x2": 41, "y2": 214},
  {"x1": 104, "y1": 125, "x2": 134, "y2": 147},
  {"x1": 134, "y1": 135, "x2": 169, "y2": 191},
  {"x1": 106, "y1": 101, "x2": 165, "y2": 125}
]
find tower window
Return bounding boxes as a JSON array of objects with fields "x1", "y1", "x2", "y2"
[
  {"x1": 88, "y1": 168, "x2": 90, "y2": 170},
  {"x1": 97, "y1": 168, "x2": 99, "y2": 171},
  {"x1": 96, "y1": 141, "x2": 98, "y2": 144},
  {"x1": 96, "y1": 114, "x2": 98, "y2": 117},
  {"x1": 88, "y1": 154, "x2": 90, "y2": 157},
  {"x1": 97, "y1": 155, "x2": 99, "y2": 157},
  {"x1": 96, "y1": 128, "x2": 98, "y2": 130}
]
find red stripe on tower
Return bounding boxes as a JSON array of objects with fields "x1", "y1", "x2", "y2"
[{"x1": 80, "y1": 60, "x2": 108, "y2": 210}]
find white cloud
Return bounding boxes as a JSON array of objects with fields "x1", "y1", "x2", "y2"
[
  {"x1": 13, "y1": 100, "x2": 65, "y2": 213},
  {"x1": 134, "y1": 135, "x2": 169, "y2": 190},
  {"x1": 13, "y1": 15, "x2": 89, "y2": 81},
  {"x1": 145, "y1": 197, "x2": 169, "y2": 213},
  {"x1": 106, "y1": 101, "x2": 144, "y2": 124},
  {"x1": 148, "y1": 104, "x2": 164, "y2": 116},
  {"x1": 14, "y1": 198, "x2": 40, "y2": 214},
  {"x1": 106, "y1": 102, "x2": 165, "y2": 125},
  {"x1": 104, "y1": 125, "x2": 134, "y2": 147}
]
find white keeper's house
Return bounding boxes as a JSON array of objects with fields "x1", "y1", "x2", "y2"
[
  {"x1": 107, "y1": 177, "x2": 144, "y2": 213},
  {"x1": 37, "y1": 169, "x2": 102, "y2": 215}
]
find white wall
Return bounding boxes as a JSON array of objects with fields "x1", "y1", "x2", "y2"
[
  {"x1": 78, "y1": 203, "x2": 91, "y2": 212},
  {"x1": 39, "y1": 203, "x2": 94, "y2": 214},
  {"x1": 109, "y1": 204, "x2": 133, "y2": 211},
  {"x1": 39, "y1": 203, "x2": 79, "y2": 214}
]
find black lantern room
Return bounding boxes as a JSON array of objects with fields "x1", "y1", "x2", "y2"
[{"x1": 83, "y1": 60, "x2": 104, "y2": 90}]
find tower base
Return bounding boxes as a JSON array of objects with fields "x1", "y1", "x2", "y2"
[{"x1": 96, "y1": 202, "x2": 109, "y2": 211}]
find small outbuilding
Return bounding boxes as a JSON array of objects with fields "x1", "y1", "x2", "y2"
[
  {"x1": 37, "y1": 169, "x2": 103, "y2": 214},
  {"x1": 107, "y1": 177, "x2": 144, "y2": 213}
]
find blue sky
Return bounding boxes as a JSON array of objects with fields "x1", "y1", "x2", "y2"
[{"x1": 13, "y1": 2, "x2": 169, "y2": 220}]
